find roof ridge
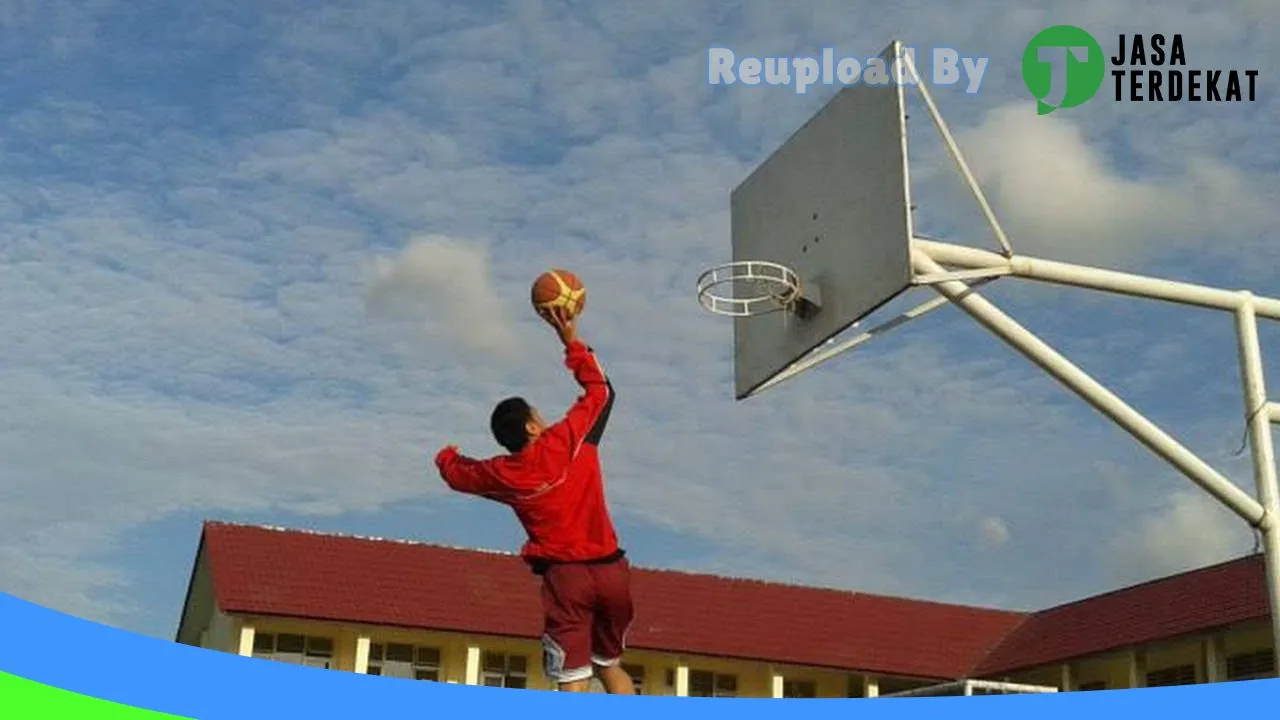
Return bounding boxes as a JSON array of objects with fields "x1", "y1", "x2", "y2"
[
  {"x1": 203, "y1": 520, "x2": 519, "y2": 557},
  {"x1": 634, "y1": 564, "x2": 1026, "y2": 614},
  {"x1": 965, "y1": 613, "x2": 1035, "y2": 677},
  {"x1": 1028, "y1": 551, "x2": 1263, "y2": 615},
  {"x1": 202, "y1": 520, "x2": 1024, "y2": 613}
]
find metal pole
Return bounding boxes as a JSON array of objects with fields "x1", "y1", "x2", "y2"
[
  {"x1": 901, "y1": 55, "x2": 1014, "y2": 258},
  {"x1": 914, "y1": 239, "x2": 1280, "y2": 321},
  {"x1": 753, "y1": 285, "x2": 995, "y2": 397},
  {"x1": 910, "y1": 247, "x2": 1265, "y2": 526},
  {"x1": 1234, "y1": 295, "x2": 1280, "y2": 677}
]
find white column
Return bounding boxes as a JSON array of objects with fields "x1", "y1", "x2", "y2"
[
  {"x1": 354, "y1": 635, "x2": 371, "y2": 674},
  {"x1": 236, "y1": 623, "x2": 255, "y2": 657},
  {"x1": 770, "y1": 669, "x2": 785, "y2": 698},
  {"x1": 1126, "y1": 650, "x2": 1147, "y2": 689},
  {"x1": 465, "y1": 645, "x2": 482, "y2": 685},
  {"x1": 1235, "y1": 298, "x2": 1280, "y2": 680},
  {"x1": 1059, "y1": 663, "x2": 1075, "y2": 692},
  {"x1": 1202, "y1": 635, "x2": 1225, "y2": 683},
  {"x1": 862, "y1": 674, "x2": 879, "y2": 698},
  {"x1": 674, "y1": 664, "x2": 690, "y2": 697}
]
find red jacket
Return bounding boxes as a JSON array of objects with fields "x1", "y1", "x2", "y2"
[{"x1": 435, "y1": 339, "x2": 621, "y2": 567}]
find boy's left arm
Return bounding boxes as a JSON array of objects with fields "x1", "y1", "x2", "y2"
[{"x1": 435, "y1": 445, "x2": 503, "y2": 496}]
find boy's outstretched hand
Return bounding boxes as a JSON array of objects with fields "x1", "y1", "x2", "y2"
[{"x1": 538, "y1": 306, "x2": 578, "y2": 347}]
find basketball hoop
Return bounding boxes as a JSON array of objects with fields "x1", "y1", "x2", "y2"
[{"x1": 696, "y1": 260, "x2": 802, "y2": 317}]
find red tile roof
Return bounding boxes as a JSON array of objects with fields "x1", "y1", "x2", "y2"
[
  {"x1": 191, "y1": 521, "x2": 1271, "y2": 679},
  {"x1": 974, "y1": 553, "x2": 1270, "y2": 675},
  {"x1": 196, "y1": 521, "x2": 1023, "y2": 679}
]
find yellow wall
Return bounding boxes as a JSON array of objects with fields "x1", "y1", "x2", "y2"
[
  {"x1": 1073, "y1": 652, "x2": 1137, "y2": 690},
  {"x1": 205, "y1": 610, "x2": 235, "y2": 652},
  {"x1": 1223, "y1": 624, "x2": 1271, "y2": 656},
  {"x1": 995, "y1": 621, "x2": 1277, "y2": 691},
  {"x1": 174, "y1": 550, "x2": 218, "y2": 647},
  {"x1": 217, "y1": 614, "x2": 919, "y2": 697},
  {"x1": 1145, "y1": 638, "x2": 1202, "y2": 683},
  {"x1": 204, "y1": 613, "x2": 1277, "y2": 697}
]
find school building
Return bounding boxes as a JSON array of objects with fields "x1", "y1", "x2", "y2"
[{"x1": 174, "y1": 521, "x2": 1277, "y2": 696}]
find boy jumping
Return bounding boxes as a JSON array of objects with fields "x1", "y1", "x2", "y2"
[{"x1": 434, "y1": 307, "x2": 635, "y2": 694}]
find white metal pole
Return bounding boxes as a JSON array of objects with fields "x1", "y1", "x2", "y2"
[
  {"x1": 910, "y1": 247, "x2": 1265, "y2": 526},
  {"x1": 1233, "y1": 295, "x2": 1280, "y2": 677},
  {"x1": 913, "y1": 239, "x2": 1280, "y2": 321},
  {"x1": 900, "y1": 55, "x2": 1014, "y2": 258},
  {"x1": 1270, "y1": 403, "x2": 1280, "y2": 425},
  {"x1": 754, "y1": 292, "x2": 968, "y2": 397}
]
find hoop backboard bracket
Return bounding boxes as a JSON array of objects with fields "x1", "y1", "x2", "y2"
[{"x1": 793, "y1": 281, "x2": 823, "y2": 320}]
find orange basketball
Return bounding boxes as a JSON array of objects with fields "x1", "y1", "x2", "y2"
[{"x1": 531, "y1": 269, "x2": 587, "y2": 318}]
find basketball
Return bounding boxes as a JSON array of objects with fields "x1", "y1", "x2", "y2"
[{"x1": 531, "y1": 269, "x2": 587, "y2": 318}]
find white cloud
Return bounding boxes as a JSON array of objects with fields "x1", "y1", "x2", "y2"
[
  {"x1": 952, "y1": 102, "x2": 1273, "y2": 264},
  {"x1": 364, "y1": 236, "x2": 524, "y2": 361},
  {"x1": 978, "y1": 516, "x2": 1011, "y2": 550},
  {"x1": 1109, "y1": 488, "x2": 1253, "y2": 583}
]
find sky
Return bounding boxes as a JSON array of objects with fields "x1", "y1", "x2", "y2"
[{"x1": 1, "y1": 1, "x2": 1278, "y2": 641}]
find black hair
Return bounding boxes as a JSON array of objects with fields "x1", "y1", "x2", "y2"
[{"x1": 490, "y1": 396, "x2": 534, "y2": 453}]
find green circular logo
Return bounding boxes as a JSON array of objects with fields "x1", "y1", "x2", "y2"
[{"x1": 1022, "y1": 25, "x2": 1105, "y2": 115}]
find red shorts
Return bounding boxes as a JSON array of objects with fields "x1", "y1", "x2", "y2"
[{"x1": 539, "y1": 556, "x2": 634, "y2": 684}]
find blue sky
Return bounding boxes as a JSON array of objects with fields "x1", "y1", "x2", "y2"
[{"x1": 1, "y1": 1, "x2": 1278, "y2": 641}]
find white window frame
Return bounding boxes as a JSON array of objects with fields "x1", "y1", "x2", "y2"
[
  {"x1": 1077, "y1": 680, "x2": 1107, "y2": 691},
  {"x1": 688, "y1": 669, "x2": 738, "y2": 698},
  {"x1": 1226, "y1": 649, "x2": 1275, "y2": 681},
  {"x1": 368, "y1": 642, "x2": 442, "y2": 681},
  {"x1": 251, "y1": 632, "x2": 334, "y2": 670},
  {"x1": 1145, "y1": 664, "x2": 1195, "y2": 687},
  {"x1": 783, "y1": 678, "x2": 817, "y2": 698},
  {"x1": 480, "y1": 651, "x2": 528, "y2": 689}
]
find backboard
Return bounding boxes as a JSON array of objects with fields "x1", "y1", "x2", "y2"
[{"x1": 729, "y1": 41, "x2": 914, "y2": 400}]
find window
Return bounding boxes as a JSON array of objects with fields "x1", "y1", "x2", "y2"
[
  {"x1": 368, "y1": 643, "x2": 440, "y2": 681},
  {"x1": 876, "y1": 676, "x2": 932, "y2": 696},
  {"x1": 783, "y1": 679, "x2": 817, "y2": 698},
  {"x1": 688, "y1": 670, "x2": 737, "y2": 698},
  {"x1": 1226, "y1": 649, "x2": 1274, "y2": 681},
  {"x1": 1077, "y1": 681, "x2": 1107, "y2": 691},
  {"x1": 1146, "y1": 664, "x2": 1195, "y2": 687},
  {"x1": 252, "y1": 633, "x2": 334, "y2": 669},
  {"x1": 481, "y1": 652, "x2": 528, "y2": 689},
  {"x1": 846, "y1": 675, "x2": 862, "y2": 698}
]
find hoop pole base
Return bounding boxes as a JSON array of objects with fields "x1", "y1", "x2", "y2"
[{"x1": 1234, "y1": 296, "x2": 1280, "y2": 678}]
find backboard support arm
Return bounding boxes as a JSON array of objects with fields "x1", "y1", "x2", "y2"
[
  {"x1": 752, "y1": 277, "x2": 1000, "y2": 396},
  {"x1": 900, "y1": 50, "x2": 1014, "y2": 258},
  {"x1": 910, "y1": 242, "x2": 1280, "y2": 676}
]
